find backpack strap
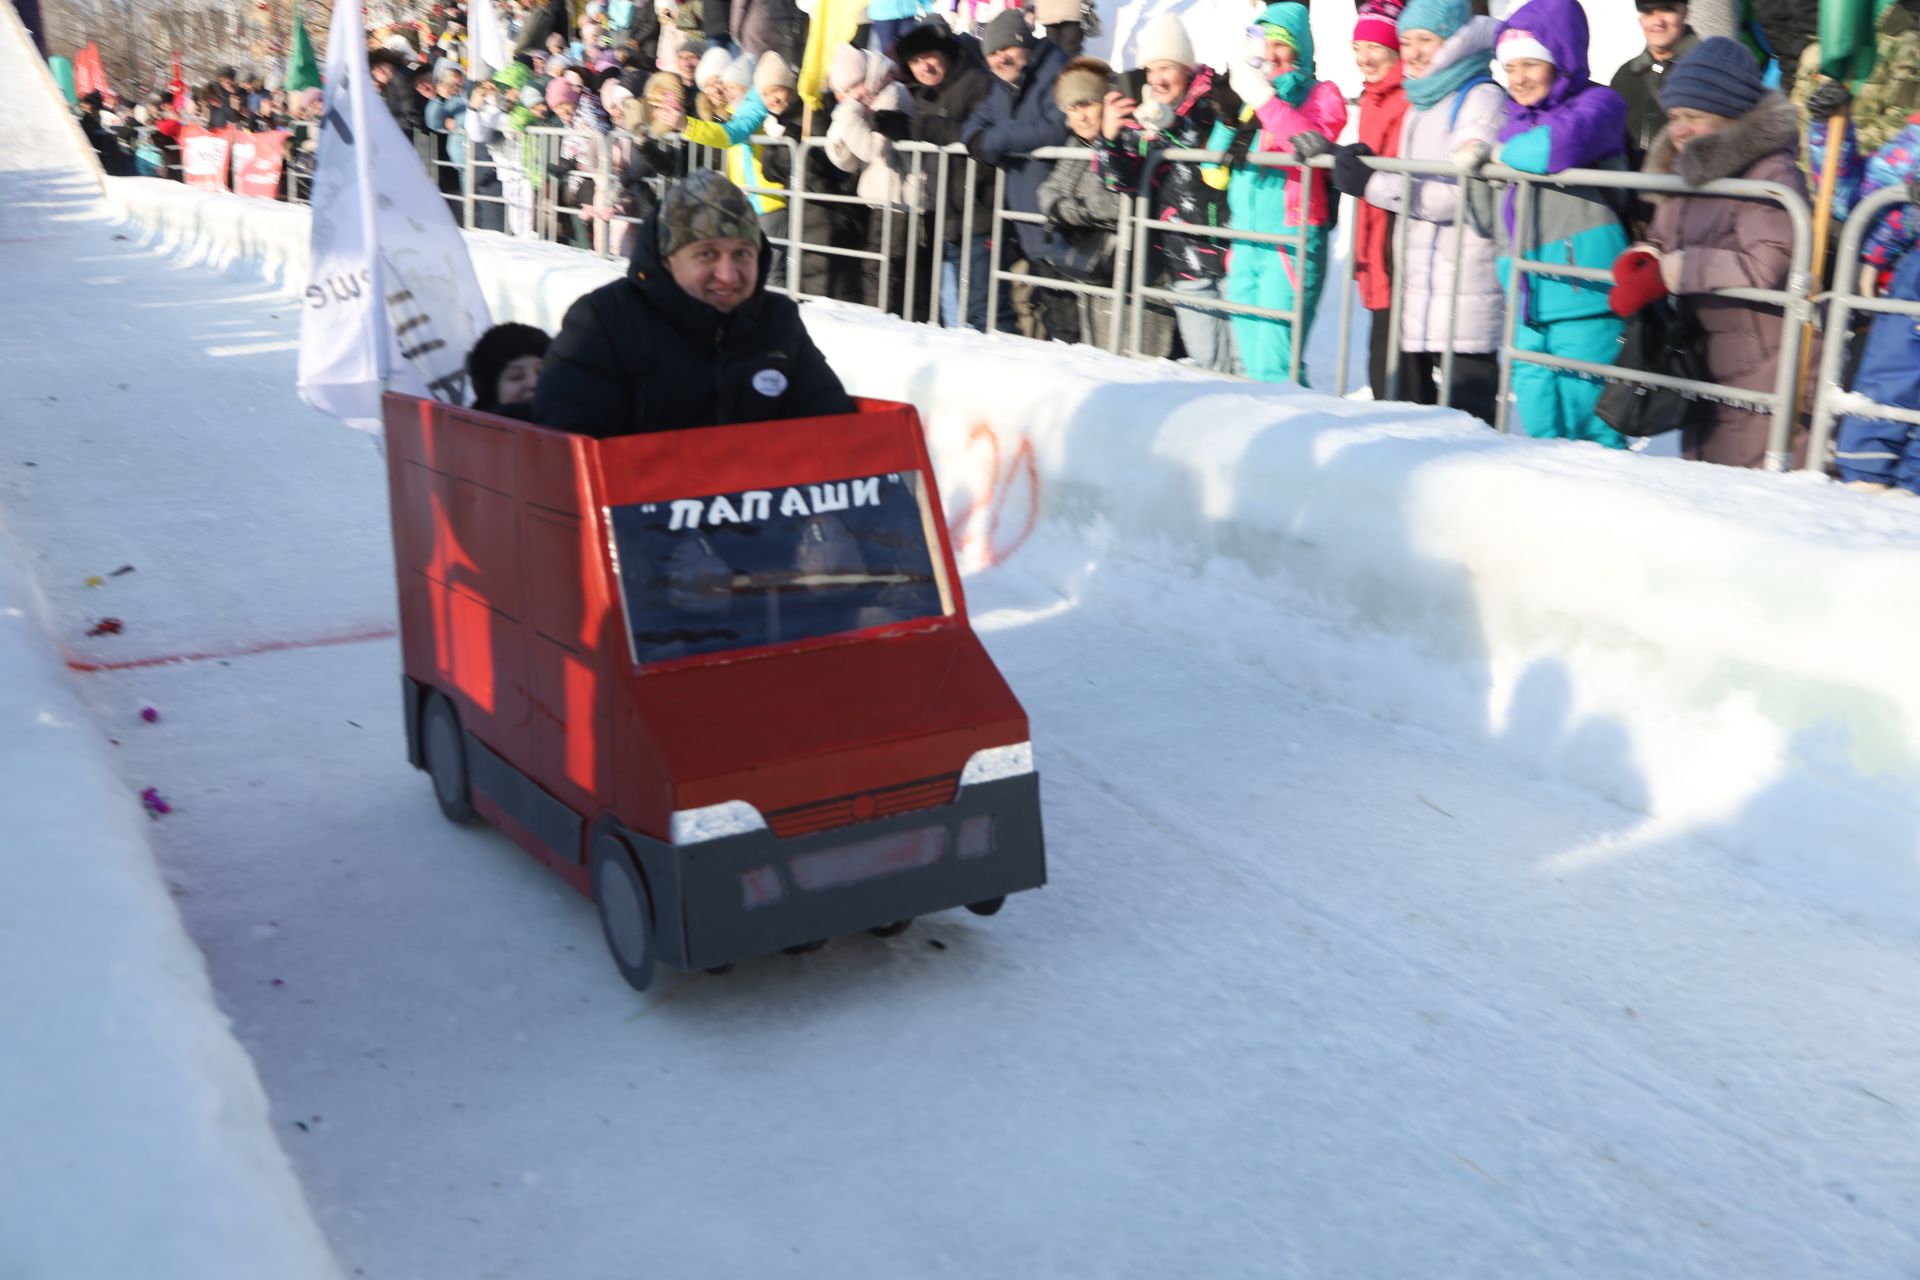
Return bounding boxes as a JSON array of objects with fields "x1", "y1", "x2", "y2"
[{"x1": 1448, "y1": 74, "x2": 1494, "y2": 132}]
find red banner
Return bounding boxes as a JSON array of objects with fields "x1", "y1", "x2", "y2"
[
  {"x1": 179, "y1": 125, "x2": 232, "y2": 191},
  {"x1": 168, "y1": 51, "x2": 189, "y2": 117},
  {"x1": 229, "y1": 130, "x2": 287, "y2": 200},
  {"x1": 73, "y1": 42, "x2": 105, "y2": 100}
]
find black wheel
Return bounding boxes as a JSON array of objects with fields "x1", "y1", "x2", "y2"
[
  {"x1": 591, "y1": 833, "x2": 655, "y2": 992},
  {"x1": 868, "y1": 919, "x2": 913, "y2": 938},
  {"x1": 421, "y1": 692, "x2": 477, "y2": 823},
  {"x1": 783, "y1": 938, "x2": 826, "y2": 955},
  {"x1": 965, "y1": 897, "x2": 1005, "y2": 917}
]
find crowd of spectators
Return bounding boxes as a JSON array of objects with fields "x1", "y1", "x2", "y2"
[{"x1": 64, "y1": 0, "x2": 1920, "y2": 489}]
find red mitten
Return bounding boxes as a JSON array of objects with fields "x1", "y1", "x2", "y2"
[{"x1": 1609, "y1": 249, "x2": 1667, "y2": 317}]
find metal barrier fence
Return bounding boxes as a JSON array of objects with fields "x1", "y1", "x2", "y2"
[
  {"x1": 1325, "y1": 152, "x2": 1480, "y2": 409},
  {"x1": 407, "y1": 128, "x2": 1833, "y2": 474},
  {"x1": 1807, "y1": 182, "x2": 1918, "y2": 474},
  {"x1": 135, "y1": 110, "x2": 1892, "y2": 479},
  {"x1": 989, "y1": 145, "x2": 1133, "y2": 351},
  {"x1": 1130, "y1": 148, "x2": 1316, "y2": 382},
  {"x1": 1478, "y1": 158, "x2": 1814, "y2": 472}
]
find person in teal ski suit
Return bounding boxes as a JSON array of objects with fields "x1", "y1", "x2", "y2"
[
  {"x1": 1468, "y1": 0, "x2": 1631, "y2": 447},
  {"x1": 1204, "y1": 2, "x2": 1347, "y2": 384}
]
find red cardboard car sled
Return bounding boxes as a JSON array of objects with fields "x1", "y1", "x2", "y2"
[{"x1": 383, "y1": 394, "x2": 1046, "y2": 990}]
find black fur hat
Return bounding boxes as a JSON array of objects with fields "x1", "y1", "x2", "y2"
[{"x1": 467, "y1": 322, "x2": 550, "y2": 409}]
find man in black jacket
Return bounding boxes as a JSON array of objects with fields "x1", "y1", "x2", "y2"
[
  {"x1": 1610, "y1": 1, "x2": 1698, "y2": 172},
  {"x1": 961, "y1": 10, "x2": 1067, "y2": 335},
  {"x1": 896, "y1": 19, "x2": 1001, "y2": 329},
  {"x1": 534, "y1": 171, "x2": 854, "y2": 436},
  {"x1": 369, "y1": 50, "x2": 427, "y2": 140}
]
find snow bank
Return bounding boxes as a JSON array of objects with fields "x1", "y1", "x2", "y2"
[
  {"x1": 0, "y1": 6, "x2": 341, "y2": 1272},
  {"x1": 0, "y1": 0, "x2": 101, "y2": 186},
  {"x1": 106, "y1": 174, "x2": 1920, "y2": 916},
  {"x1": 0, "y1": 518, "x2": 343, "y2": 1280}
]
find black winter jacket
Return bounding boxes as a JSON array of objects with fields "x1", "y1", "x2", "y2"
[
  {"x1": 899, "y1": 24, "x2": 998, "y2": 242},
  {"x1": 534, "y1": 217, "x2": 855, "y2": 436},
  {"x1": 962, "y1": 39, "x2": 1069, "y2": 262},
  {"x1": 1751, "y1": 0, "x2": 1817, "y2": 93},
  {"x1": 1094, "y1": 65, "x2": 1230, "y2": 284},
  {"x1": 1609, "y1": 30, "x2": 1697, "y2": 172},
  {"x1": 384, "y1": 76, "x2": 426, "y2": 139}
]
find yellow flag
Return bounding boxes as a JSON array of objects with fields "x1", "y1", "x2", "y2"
[{"x1": 799, "y1": 0, "x2": 866, "y2": 110}]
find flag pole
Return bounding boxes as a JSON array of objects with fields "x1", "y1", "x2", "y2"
[{"x1": 1792, "y1": 95, "x2": 1851, "y2": 472}]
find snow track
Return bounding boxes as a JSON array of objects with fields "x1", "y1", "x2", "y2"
[
  {"x1": 5, "y1": 176, "x2": 1920, "y2": 1278},
  {"x1": 7, "y1": 4, "x2": 1920, "y2": 1271}
]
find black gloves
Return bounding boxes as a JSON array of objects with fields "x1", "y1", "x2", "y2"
[
  {"x1": 1289, "y1": 131, "x2": 1333, "y2": 163},
  {"x1": 1329, "y1": 143, "x2": 1375, "y2": 198},
  {"x1": 1808, "y1": 79, "x2": 1851, "y2": 120}
]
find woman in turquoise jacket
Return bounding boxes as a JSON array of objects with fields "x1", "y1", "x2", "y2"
[{"x1": 1204, "y1": 2, "x2": 1347, "y2": 384}]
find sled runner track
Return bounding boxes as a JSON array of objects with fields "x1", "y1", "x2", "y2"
[{"x1": 64, "y1": 625, "x2": 398, "y2": 673}]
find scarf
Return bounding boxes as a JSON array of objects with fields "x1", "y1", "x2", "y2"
[
  {"x1": 1404, "y1": 49, "x2": 1487, "y2": 110},
  {"x1": 1272, "y1": 68, "x2": 1312, "y2": 107}
]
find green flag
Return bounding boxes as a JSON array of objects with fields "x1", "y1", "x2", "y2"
[
  {"x1": 1819, "y1": 0, "x2": 1897, "y2": 84},
  {"x1": 48, "y1": 55, "x2": 76, "y2": 106},
  {"x1": 285, "y1": 8, "x2": 321, "y2": 92}
]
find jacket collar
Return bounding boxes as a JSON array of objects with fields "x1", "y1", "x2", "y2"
[
  {"x1": 1624, "y1": 28, "x2": 1698, "y2": 75},
  {"x1": 1359, "y1": 60, "x2": 1404, "y2": 104},
  {"x1": 1176, "y1": 64, "x2": 1216, "y2": 117},
  {"x1": 1002, "y1": 39, "x2": 1064, "y2": 103},
  {"x1": 1644, "y1": 91, "x2": 1799, "y2": 187}
]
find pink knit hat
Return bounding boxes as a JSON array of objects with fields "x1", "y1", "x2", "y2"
[
  {"x1": 545, "y1": 77, "x2": 582, "y2": 108},
  {"x1": 1354, "y1": 0, "x2": 1400, "y2": 48},
  {"x1": 1353, "y1": 14, "x2": 1397, "y2": 46}
]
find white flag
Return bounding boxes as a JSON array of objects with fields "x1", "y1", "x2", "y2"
[
  {"x1": 469, "y1": 0, "x2": 511, "y2": 81},
  {"x1": 297, "y1": 0, "x2": 492, "y2": 434}
]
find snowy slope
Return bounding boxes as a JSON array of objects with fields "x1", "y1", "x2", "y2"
[
  {"x1": 13, "y1": 188, "x2": 1920, "y2": 1279},
  {"x1": 11, "y1": 6, "x2": 1920, "y2": 1276},
  {"x1": 0, "y1": 4, "x2": 343, "y2": 1278},
  {"x1": 110, "y1": 171, "x2": 1920, "y2": 916}
]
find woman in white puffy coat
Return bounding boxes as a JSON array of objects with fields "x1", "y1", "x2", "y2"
[
  {"x1": 1354, "y1": 10, "x2": 1506, "y2": 424},
  {"x1": 825, "y1": 46, "x2": 933, "y2": 318}
]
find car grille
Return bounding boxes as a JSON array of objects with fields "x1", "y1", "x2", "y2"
[{"x1": 765, "y1": 772, "x2": 962, "y2": 838}]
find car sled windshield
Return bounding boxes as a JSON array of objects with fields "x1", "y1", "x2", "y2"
[{"x1": 608, "y1": 470, "x2": 953, "y2": 666}]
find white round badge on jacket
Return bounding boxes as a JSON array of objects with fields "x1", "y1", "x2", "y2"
[{"x1": 752, "y1": 369, "x2": 788, "y2": 397}]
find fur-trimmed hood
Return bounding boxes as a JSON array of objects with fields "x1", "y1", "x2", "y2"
[{"x1": 1644, "y1": 91, "x2": 1799, "y2": 187}]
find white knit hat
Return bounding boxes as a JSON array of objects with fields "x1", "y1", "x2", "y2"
[
  {"x1": 1497, "y1": 28, "x2": 1555, "y2": 66},
  {"x1": 827, "y1": 43, "x2": 868, "y2": 94},
  {"x1": 753, "y1": 50, "x2": 797, "y2": 93},
  {"x1": 694, "y1": 44, "x2": 732, "y2": 86},
  {"x1": 721, "y1": 51, "x2": 755, "y2": 86},
  {"x1": 1135, "y1": 13, "x2": 1195, "y2": 70}
]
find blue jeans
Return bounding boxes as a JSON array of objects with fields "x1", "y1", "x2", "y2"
[
  {"x1": 870, "y1": 17, "x2": 917, "y2": 54},
  {"x1": 1168, "y1": 276, "x2": 1237, "y2": 373},
  {"x1": 939, "y1": 234, "x2": 1017, "y2": 332}
]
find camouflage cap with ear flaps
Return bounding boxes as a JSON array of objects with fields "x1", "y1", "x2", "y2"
[{"x1": 656, "y1": 170, "x2": 764, "y2": 260}]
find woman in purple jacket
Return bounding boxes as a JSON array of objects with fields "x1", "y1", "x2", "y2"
[{"x1": 1464, "y1": 0, "x2": 1631, "y2": 447}]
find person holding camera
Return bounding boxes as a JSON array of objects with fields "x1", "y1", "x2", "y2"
[{"x1": 1093, "y1": 13, "x2": 1237, "y2": 371}]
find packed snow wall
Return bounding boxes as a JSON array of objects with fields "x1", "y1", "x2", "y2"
[
  {"x1": 0, "y1": 3, "x2": 344, "y2": 1276},
  {"x1": 108, "y1": 171, "x2": 1920, "y2": 916}
]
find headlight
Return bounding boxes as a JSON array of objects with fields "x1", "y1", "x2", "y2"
[
  {"x1": 670, "y1": 800, "x2": 768, "y2": 845},
  {"x1": 959, "y1": 741, "x2": 1033, "y2": 786}
]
